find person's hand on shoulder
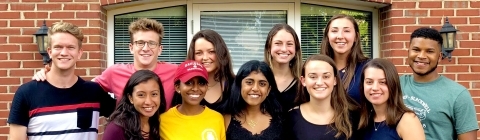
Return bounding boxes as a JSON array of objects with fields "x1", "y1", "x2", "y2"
[{"x1": 32, "y1": 65, "x2": 50, "y2": 81}]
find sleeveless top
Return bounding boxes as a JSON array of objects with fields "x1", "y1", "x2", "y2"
[
  {"x1": 276, "y1": 79, "x2": 298, "y2": 113},
  {"x1": 226, "y1": 116, "x2": 283, "y2": 140},
  {"x1": 362, "y1": 114, "x2": 403, "y2": 140},
  {"x1": 283, "y1": 107, "x2": 360, "y2": 140}
]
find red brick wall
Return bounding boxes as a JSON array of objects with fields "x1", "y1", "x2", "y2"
[
  {"x1": 0, "y1": 0, "x2": 478, "y2": 140},
  {"x1": 0, "y1": 0, "x2": 108, "y2": 139},
  {"x1": 377, "y1": 0, "x2": 480, "y2": 137}
]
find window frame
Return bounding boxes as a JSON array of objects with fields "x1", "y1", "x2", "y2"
[
  {"x1": 299, "y1": 0, "x2": 380, "y2": 59},
  {"x1": 106, "y1": 1, "x2": 189, "y2": 67},
  {"x1": 106, "y1": 0, "x2": 382, "y2": 67}
]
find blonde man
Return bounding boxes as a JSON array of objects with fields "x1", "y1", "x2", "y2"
[{"x1": 8, "y1": 22, "x2": 115, "y2": 140}]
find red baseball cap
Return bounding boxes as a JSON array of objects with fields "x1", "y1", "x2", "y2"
[{"x1": 174, "y1": 60, "x2": 208, "y2": 83}]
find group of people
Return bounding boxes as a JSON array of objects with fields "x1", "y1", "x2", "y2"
[{"x1": 7, "y1": 13, "x2": 478, "y2": 140}]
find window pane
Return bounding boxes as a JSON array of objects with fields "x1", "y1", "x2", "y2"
[
  {"x1": 200, "y1": 11, "x2": 287, "y2": 73},
  {"x1": 114, "y1": 5, "x2": 188, "y2": 64},
  {"x1": 300, "y1": 3, "x2": 373, "y2": 60}
]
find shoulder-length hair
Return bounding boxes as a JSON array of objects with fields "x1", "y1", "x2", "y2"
[
  {"x1": 226, "y1": 60, "x2": 283, "y2": 119},
  {"x1": 107, "y1": 70, "x2": 167, "y2": 140},
  {"x1": 295, "y1": 54, "x2": 359, "y2": 139},
  {"x1": 358, "y1": 58, "x2": 414, "y2": 129},
  {"x1": 263, "y1": 23, "x2": 303, "y2": 79},
  {"x1": 320, "y1": 14, "x2": 369, "y2": 92}
]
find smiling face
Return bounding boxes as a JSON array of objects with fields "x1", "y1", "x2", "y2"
[
  {"x1": 241, "y1": 71, "x2": 271, "y2": 107},
  {"x1": 301, "y1": 60, "x2": 337, "y2": 101},
  {"x1": 363, "y1": 67, "x2": 389, "y2": 106},
  {"x1": 327, "y1": 18, "x2": 357, "y2": 55},
  {"x1": 270, "y1": 29, "x2": 296, "y2": 64},
  {"x1": 175, "y1": 77, "x2": 208, "y2": 106},
  {"x1": 408, "y1": 37, "x2": 442, "y2": 76},
  {"x1": 129, "y1": 30, "x2": 163, "y2": 68},
  {"x1": 194, "y1": 38, "x2": 218, "y2": 73},
  {"x1": 128, "y1": 79, "x2": 161, "y2": 118},
  {"x1": 48, "y1": 32, "x2": 83, "y2": 71}
]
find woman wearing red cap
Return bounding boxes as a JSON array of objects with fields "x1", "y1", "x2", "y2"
[{"x1": 160, "y1": 60, "x2": 226, "y2": 140}]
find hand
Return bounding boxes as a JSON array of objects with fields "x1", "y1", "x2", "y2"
[{"x1": 32, "y1": 65, "x2": 50, "y2": 81}]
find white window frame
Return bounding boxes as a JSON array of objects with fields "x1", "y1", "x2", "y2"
[
  {"x1": 301, "y1": 0, "x2": 381, "y2": 58},
  {"x1": 106, "y1": 0, "x2": 383, "y2": 66}
]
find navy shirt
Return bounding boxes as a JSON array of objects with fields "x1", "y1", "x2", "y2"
[
  {"x1": 362, "y1": 121, "x2": 401, "y2": 140},
  {"x1": 339, "y1": 60, "x2": 370, "y2": 104}
]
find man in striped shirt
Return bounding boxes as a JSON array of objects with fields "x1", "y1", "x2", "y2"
[{"x1": 8, "y1": 22, "x2": 116, "y2": 140}]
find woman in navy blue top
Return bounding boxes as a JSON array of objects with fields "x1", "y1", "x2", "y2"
[
  {"x1": 358, "y1": 58, "x2": 425, "y2": 140},
  {"x1": 320, "y1": 14, "x2": 370, "y2": 104}
]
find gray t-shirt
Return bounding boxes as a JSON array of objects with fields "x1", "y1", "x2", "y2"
[{"x1": 400, "y1": 75, "x2": 478, "y2": 140}]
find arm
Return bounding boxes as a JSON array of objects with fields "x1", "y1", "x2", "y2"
[
  {"x1": 223, "y1": 114, "x2": 231, "y2": 129},
  {"x1": 220, "y1": 115, "x2": 226, "y2": 140},
  {"x1": 397, "y1": 112, "x2": 425, "y2": 140},
  {"x1": 9, "y1": 124, "x2": 27, "y2": 140},
  {"x1": 94, "y1": 66, "x2": 114, "y2": 93},
  {"x1": 8, "y1": 86, "x2": 30, "y2": 140},
  {"x1": 87, "y1": 81, "x2": 116, "y2": 117},
  {"x1": 31, "y1": 64, "x2": 50, "y2": 81},
  {"x1": 455, "y1": 90, "x2": 479, "y2": 140},
  {"x1": 458, "y1": 131, "x2": 477, "y2": 140},
  {"x1": 99, "y1": 90, "x2": 116, "y2": 117},
  {"x1": 91, "y1": 75, "x2": 98, "y2": 82}
]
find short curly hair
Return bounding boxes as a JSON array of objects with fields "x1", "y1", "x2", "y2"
[
  {"x1": 128, "y1": 18, "x2": 164, "y2": 43},
  {"x1": 410, "y1": 27, "x2": 443, "y2": 48}
]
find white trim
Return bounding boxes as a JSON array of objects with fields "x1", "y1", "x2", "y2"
[
  {"x1": 191, "y1": 3, "x2": 295, "y2": 51},
  {"x1": 301, "y1": 0, "x2": 381, "y2": 58},
  {"x1": 186, "y1": 0, "x2": 193, "y2": 49},
  {"x1": 106, "y1": 1, "x2": 187, "y2": 67},
  {"x1": 302, "y1": 0, "x2": 381, "y2": 11},
  {"x1": 106, "y1": 0, "x2": 386, "y2": 66},
  {"x1": 294, "y1": 1, "x2": 302, "y2": 40},
  {"x1": 371, "y1": 9, "x2": 380, "y2": 58},
  {"x1": 190, "y1": 0, "x2": 296, "y2": 3}
]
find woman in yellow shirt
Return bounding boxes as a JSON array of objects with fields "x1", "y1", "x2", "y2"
[{"x1": 160, "y1": 60, "x2": 226, "y2": 140}]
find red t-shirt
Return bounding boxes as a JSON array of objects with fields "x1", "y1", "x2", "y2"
[{"x1": 95, "y1": 62, "x2": 177, "y2": 109}]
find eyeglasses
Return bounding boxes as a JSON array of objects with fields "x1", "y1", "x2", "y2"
[{"x1": 133, "y1": 40, "x2": 160, "y2": 49}]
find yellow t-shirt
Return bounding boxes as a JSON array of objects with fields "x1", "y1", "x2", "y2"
[{"x1": 160, "y1": 105, "x2": 226, "y2": 140}]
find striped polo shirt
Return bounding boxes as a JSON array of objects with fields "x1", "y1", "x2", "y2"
[{"x1": 8, "y1": 77, "x2": 116, "y2": 140}]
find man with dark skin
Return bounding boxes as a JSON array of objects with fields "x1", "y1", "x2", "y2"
[{"x1": 400, "y1": 27, "x2": 478, "y2": 140}]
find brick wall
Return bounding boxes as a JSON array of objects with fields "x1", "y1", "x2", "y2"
[
  {"x1": 376, "y1": 0, "x2": 480, "y2": 137},
  {"x1": 0, "y1": 0, "x2": 478, "y2": 140},
  {"x1": 0, "y1": 0, "x2": 108, "y2": 139}
]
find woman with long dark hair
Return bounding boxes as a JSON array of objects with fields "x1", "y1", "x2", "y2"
[
  {"x1": 171, "y1": 29, "x2": 235, "y2": 113},
  {"x1": 223, "y1": 60, "x2": 283, "y2": 139},
  {"x1": 103, "y1": 70, "x2": 167, "y2": 140},
  {"x1": 321, "y1": 14, "x2": 370, "y2": 103},
  {"x1": 264, "y1": 23, "x2": 303, "y2": 113}
]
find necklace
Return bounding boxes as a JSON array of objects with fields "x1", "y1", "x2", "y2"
[
  {"x1": 247, "y1": 119, "x2": 257, "y2": 128},
  {"x1": 373, "y1": 121, "x2": 382, "y2": 131}
]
